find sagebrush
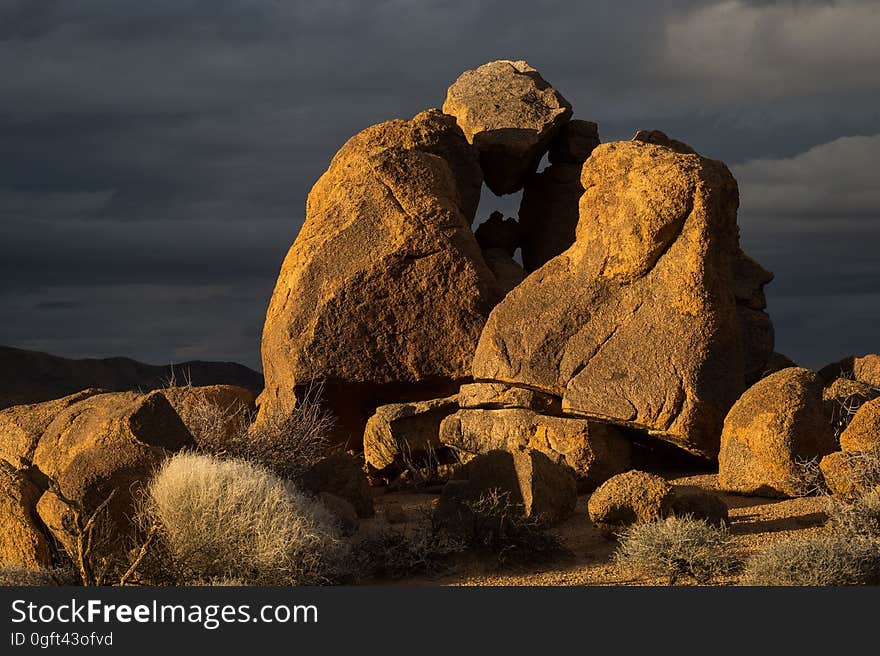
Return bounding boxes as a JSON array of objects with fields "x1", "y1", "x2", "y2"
[
  {"x1": 187, "y1": 383, "x2": 334, "y2": 481},
  {"x1": 614, "y1": 515, "x2": 737, "y2": 585},
  {"x1": 741, "y1": 534, "x2": 880, "y2": 586},
  {"x1": 141, "y1": 453, "x2": 349, "y2": 585}
]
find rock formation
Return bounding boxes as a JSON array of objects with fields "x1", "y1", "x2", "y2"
[
  {"x1": 473, "y1": 134, "x2": 773, "y2": 457},
  {"x1": 259, "y1": 109, "x2": 500, "y2": 442}
]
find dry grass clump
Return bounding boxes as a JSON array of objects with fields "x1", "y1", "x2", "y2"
[
  {"x1": 741, "y1": 535, "x2": 880, "y2": 586},
  {"x1": 614, "y1": 516, "x2": 737, "y2": 585},
  {"x1": 354, "y1": 527, "x2": 465, "y2": 580},
  {"x1": 459, "y1": 489, "x2": 566, "y2": 567},
  {"x1": 826, "y1": 488, "x2": 880, "y2": 539},
  {"x1": 0, "y1": 565, "x2": 77, "y2": 586},
  {"x1": 142, "y1": 452, "x2": 348, "y2": 585},
  {"x1": 193, "y1": 383, "x2": 333, "y2": 481}
]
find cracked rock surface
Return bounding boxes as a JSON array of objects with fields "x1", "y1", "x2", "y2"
[{"x1": 473, "y1": 136, "x2": 773, "y2": 457}]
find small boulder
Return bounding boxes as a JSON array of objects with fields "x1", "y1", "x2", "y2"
[
  {"x1": 481, "y1": 248, "x2": 526, "y2": 296},
  {"x1": 668, "y1": 489, "x2": 729, "y2": 527},
  {"x1": 587, "y1": 470, "x2": 674, "y2": 535},
  {"x1": 839, "y1": 398, "x2": 880, "y2": 452},
  {"x1": 817, "y1": 356, "x2": 855, "y2": 384},
  {"x1": 820, "y1": 451, "x2": 880, "y2": 499},
  {"x1": 853, "y1": 354, "x2": 880, "y2": 388},
  {"x1": 363, "y1": 395, "x2": 458, "y2": 473},
  {"x1": 443, "y1": 60, "x2": 572, "y2": 195},
  {"x1": 300, "y1": 452, "x2": 374, "y2": 518},
  {"x1": 437, "y1": 448, "x2": 576, "y2": 527},
  {"x1": 548, "y1": 119, "x2": 600, "y2": 165},
  {"x1": 718, "y1": 368, "x2": 836, "y2": 497}
]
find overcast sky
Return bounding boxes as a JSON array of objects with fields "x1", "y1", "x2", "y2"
[{"x1": 1, "y1": 0, "x2": 878, "y2": 370}]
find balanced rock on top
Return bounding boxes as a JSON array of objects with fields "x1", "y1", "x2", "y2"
[{"x1": 443, "y1": 60, "x2": 572, "y2": 195}]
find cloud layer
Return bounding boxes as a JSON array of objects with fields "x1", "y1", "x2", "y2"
[{"x1": 1, "y1": 0, "x2": 878, "y2": 368}]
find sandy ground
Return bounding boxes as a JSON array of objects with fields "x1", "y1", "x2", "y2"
[{"x1": 362, "y1": 469, "x2": 830, "y2": 586}]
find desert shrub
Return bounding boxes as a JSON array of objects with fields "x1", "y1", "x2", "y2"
[
  {"x1": 460, "y1": 489, "x2": 566, "y2": 567},
  {"x1": 354, "y1": 526, "x2": 465, "y2": 580},
  {"x1": 741, "y1": 535, "x2": 880, "y2": 586},
  {"x1": 826, "y1": 488, "x2": 880, "y2": 539},
  {"x1": 0, "y1": 565, "x2": 77, "y2": 586},
  {"x1": 791, "y1": 456, "x2": 827, "y2": 497},
  {"x1": 142, "y1": 452, "x2": 349, "y2": 585},
  {"x1": 194, "y1": 383, "x2": 333, "y2": 481},
  {"x1": 614, "y1": 515, "x2": 737, "y2": 585}
]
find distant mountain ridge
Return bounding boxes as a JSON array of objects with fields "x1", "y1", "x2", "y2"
[{"x1": 0, "y1": 345, "x2": 263, "y2": 410}]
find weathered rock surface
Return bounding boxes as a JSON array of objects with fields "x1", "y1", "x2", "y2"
[
  {"x1": 853, "y1": 354, "x2": 880, "y2": 387},
  {"x1": 839, "y1": 397, "x2": 880, "y2": 452},
  {"x1": 458, "y1": 382, "x2": 560, "y2": 413},
  {"x1": 718, "y1": 368, "x2": 836, "y2": 497},
  {"x1": 0, "y1": 463, "x2": 52, "y2": 568},
  {"x1": 0, "y1": 389, "x2": 103, "y2": 469},
  {"x1": 481, "y1": 248, "x2": 526, "y2": 296},
  {"x1": 300, "y1": 452, "x2": 374, "y2": 518},
  {"x1": 474, "y1": 137, "x2": 773, "y2": 457},
  {"x1": 259, "y1": 109, "x2": 499, "y2": 442},
  {"x1": 363, "y1": 395, "x2": 458, "y2": 473},
  {"x1": 439, "y1": 408, "x2": 630, "y2": 489},
  {"x1": 820, "y1": 451, "x2": 879, "y2": 499},
  {"x1": 437, "y1": 448, "x2": 576, "y2": 527},
  {"x1": 548, "y1": 120, "x2": 600, "y2": 165},
  {"x1": 587, "y1": 470, "x2": 674, "y2": 534},
  {"x1": 443, "y1": 60, "x2": 572, "y2": 195},
  {"x1": 32, "y1": 391, "x2": 195, "y2": 555}
]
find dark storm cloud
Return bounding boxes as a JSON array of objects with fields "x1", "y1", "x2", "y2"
[{"x1": 1, "y1": 0, "x2": 879, "y2": 368}]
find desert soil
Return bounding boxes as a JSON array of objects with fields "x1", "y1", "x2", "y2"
[{"x1": 364, "y1": 469, "x2": 829, "y2": 586}]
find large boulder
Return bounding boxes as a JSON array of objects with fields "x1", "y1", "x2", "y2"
[
  {"x1": 443, "y1": 60, "x2": 572, "y2": 195},
  {"x1": 32, "y1": 391, "x2": 195, "y2": 557},
  {"x1": 473, "y1": 136, "x2": 774, "y2": 457},
  {"x1": 439, "y1": 408, "x2": 631, "y2": 489},
  {"x1": 259, "y1": 109, "x2": 499, "y2": 443},
  {"x1": 587, "y1": 470, "x2": 674, "y2": 535},
  {"x1": 839, "y1": 397, "x2": 880, "y2": 452},
  {"x1": 0, "y1": 389, "x2": 103, "y2": 469},
  {"x1": 363, "y1": 395, "x2": 458, "y2": 473},
  {"x1": 718, "y1": 368, "x2": 836, "y2": 497},
  {"x1": 0, "y1": 463, "x2": 52, "y2": 569},
  {"x1": 436, "y1": 448, "x2": 577, "y2": 528}
]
